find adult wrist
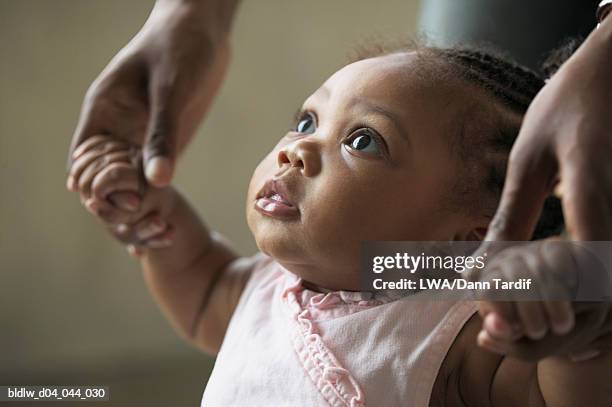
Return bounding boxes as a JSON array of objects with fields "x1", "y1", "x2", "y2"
[{"x1": 154, "y1": 0, "x2": 240, "y2": 37}]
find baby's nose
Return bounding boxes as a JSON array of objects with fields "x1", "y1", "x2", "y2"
[{"x1": 276, "y1": 140, "x2": 321, "y2": 177}]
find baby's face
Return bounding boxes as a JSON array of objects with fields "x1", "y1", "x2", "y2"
[{"x1": 246, "y1": 53, "x2": 485, "y2": 290}]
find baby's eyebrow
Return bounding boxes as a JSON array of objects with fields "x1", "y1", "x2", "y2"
[
  {"x1": 292, "y1": 107, "x2": 305, "y2": 124},
  {"x1": 349, "y1": 97, "x2": 409, "y2": 141}
]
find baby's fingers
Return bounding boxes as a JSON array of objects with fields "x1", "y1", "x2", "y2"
[
  {"x1": 515, "y1": 301, "x2": 548, "y2": 340},
  {"x1": 543, "y1": 301, "x2": 575, "y2": 335},
  {"x1": 132, "y1": 214, "x2": 174, "y2": 248},
  {"x1": 478, "y1": 301, "x2": 520, "y2": 340},
  {"x1": 121, "y1": 215, "x2": 174, "y2": 258},
  {"x1": 83, "y1": 196, "x2": 135, "y2": 225},
  {"x1": 133, "y1": 214, "x2": 166, "y2": 241}
]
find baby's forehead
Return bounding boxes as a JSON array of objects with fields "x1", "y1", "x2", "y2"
[
  {"x1": 326, "y1": 53, "x2": 421, "y2": 95},
  {"x1": 315, "y1": 53, "x2": 463, "y2": 109},
  {"x1": 308, "y1": 52, "x2": 471, "y2": 130}
]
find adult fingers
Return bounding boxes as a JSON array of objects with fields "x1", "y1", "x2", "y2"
[
  {"x1": 485, "y1": 139, "x2": 557, "y2": 241},
  {"x1": 71, "y1": 135, "x2": 109, "y2": 162},
  {"x1": 81, "y1": 163, "x2": 142, "y2": 224},
  {"x1": 68, "y1": 141, "x2": 130, "y2": 192},
  {"x1": 75, "y1": 150, "x2": 133, "y2": 197},
  {"x1": 142, "y1": 70, "x2": 181, "y2": 187},
  {"x1": 90, "y1": 162, "x2": 142, "y2": 203},
  {"x1": 561, "y1": 155, "x2": 612, "y2": 240}
]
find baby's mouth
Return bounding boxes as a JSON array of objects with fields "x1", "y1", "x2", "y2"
[{"x1": 255, "y1": 179, "x2": 300, "y2": 219}]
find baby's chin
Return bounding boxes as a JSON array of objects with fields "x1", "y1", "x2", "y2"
[
  {"x1": 254, "y1": 240, "x2": 362, "y2": 291},
  {"x1": 247, "y1": 208, "x2": 364, "y2": 290}
]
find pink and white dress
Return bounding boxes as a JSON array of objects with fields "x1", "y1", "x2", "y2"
[{"x1": 201, "y1": 255, "x2": 477, "y2": 406}]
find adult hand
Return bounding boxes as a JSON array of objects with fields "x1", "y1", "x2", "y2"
[
  {"x1": 67, "y1": 0, "x2": 237, "y2": 191},
  {"x1": 484, "y1": 17, "x2": 612, "y2": 242},
  {"x1": 473, "y1": 240, "x2": 612, "y2": 361}
]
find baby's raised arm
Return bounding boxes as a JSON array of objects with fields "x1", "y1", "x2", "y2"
[{"x1": 68, "y1": 136, "x2": 256, "y2": 354}]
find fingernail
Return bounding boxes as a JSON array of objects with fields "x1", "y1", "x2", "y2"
[
  {"x1": 527, "y1": 327, "x2": 547, "y2": 340},
  {"x1": 484, "y1": 313, "x2": 514, "y2": 340},
  {"x1": 115, "y1": 224, "x2": 129, "y2": 234},
  {"x1": 552, "y1": 312, "x2": 575, "y2": 335},
  {"x1": 569, "y1": 349, "x2": 601, "y2": 362},
  {"x1": 137, "y1": 219, "x2": 165, "y2": 240},
  {"x1": 145, "y1": 157, "x2": 172, "y2": 186}
]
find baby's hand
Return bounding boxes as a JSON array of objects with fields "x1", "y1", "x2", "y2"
[
  {"x1": 67, "y1": 135, "x2": 176, "y2": 255},
  {"x1": 474, "y1": 240, "x2": 612, "y2": 361}
]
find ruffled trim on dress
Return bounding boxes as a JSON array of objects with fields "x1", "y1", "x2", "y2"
[{"x1": 282, "y1": 276, "x2": 392, "y2": 406}]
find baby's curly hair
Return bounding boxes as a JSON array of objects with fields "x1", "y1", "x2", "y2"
[{"x1": 349, "y1": 39, "x2": 579, "y2": 240}]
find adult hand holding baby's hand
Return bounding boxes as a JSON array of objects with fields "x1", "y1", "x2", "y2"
[
  {"x1": 67, "y1": 0, "x2": 235, "y2": 188},
  {"x1": 70, "y1": 135, "x2": 177, "y2": 256},
  {"x1": 473, "y1": 17, "x2": 612, "y2": 364},
  {"x1": 474, "y1": 240, "x2": 612, "y2": 362}
]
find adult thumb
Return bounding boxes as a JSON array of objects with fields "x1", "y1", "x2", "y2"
[
  {"x1": 486, "y1": 146, "x2": 556, "y2": 242},
  {"x1": 143, "y1": 93, "x2": 178, "y2": 188}
]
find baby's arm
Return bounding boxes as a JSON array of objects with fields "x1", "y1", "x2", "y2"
[{"x1": 68, "y1": 136, "x2": 256, "y2": 354}]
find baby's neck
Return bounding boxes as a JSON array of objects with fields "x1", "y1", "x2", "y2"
[{"x1": 301, "y1": 279, "x2": 361, "y2": 294}]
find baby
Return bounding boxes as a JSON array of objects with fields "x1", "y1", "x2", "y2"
[{"x1": 68, "y1": 43, "x2": 610, "y2": 406}]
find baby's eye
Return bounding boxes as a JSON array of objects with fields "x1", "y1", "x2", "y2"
[
  {"x1": 346, "y1": 129, "x2": 382, "y2": 155},
  {"x1": 296, "y1": 113, "x2": 316, "y2": 134}
]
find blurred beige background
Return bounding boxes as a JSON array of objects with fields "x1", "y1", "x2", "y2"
[{"x1": 0, "y1": 1, "x2": 420, "y2": 405}]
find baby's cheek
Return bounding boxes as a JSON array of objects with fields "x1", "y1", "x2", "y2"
[
  {"x1": 246, "y1": 154, "x2": 275, "y2": 202},
  {"x1": 301, "y1": 189, "x2": 371, "y2": 265}
]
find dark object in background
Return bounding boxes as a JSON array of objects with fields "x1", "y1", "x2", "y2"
[{"x1": 419, "y1": 0, "x2": 597, "y2": 73}]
